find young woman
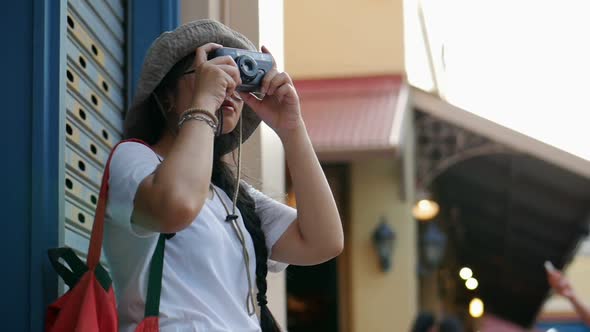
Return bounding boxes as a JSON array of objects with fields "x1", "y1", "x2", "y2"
[{"x1": 102, "y1": 19, "x2": 343, "y2": 332}]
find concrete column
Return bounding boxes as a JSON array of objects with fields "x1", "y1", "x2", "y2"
[
  {"x1": 181, "y1": 0, "x2": 288, "y2": 327},
  {"x1": 181, "y1": 0, "x2": 221, "y2": 22}
]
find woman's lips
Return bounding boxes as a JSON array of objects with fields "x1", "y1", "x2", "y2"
[
  {"x1": 220, "y1": 99, "x2": 236, "y2": 113},
  {"x1": 221, "y1": 105, "x2": 235, "y2": 113}
]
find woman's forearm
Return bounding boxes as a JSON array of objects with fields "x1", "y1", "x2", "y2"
[{"x1": 282, "y1": 122, "x2": 344, "y2": 257}]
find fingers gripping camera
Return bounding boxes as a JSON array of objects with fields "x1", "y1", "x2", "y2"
[{"x1": 208, "y1": 47, "x2": 273, "y2": 92}]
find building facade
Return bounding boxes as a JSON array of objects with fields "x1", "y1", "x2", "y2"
[{"x1": 285, "y1": 1, "x2": 418, "y2": 331}]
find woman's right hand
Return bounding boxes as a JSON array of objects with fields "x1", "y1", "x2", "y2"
[{"x1": 177, "y1": 43, "x2": 242, "y2": 114}]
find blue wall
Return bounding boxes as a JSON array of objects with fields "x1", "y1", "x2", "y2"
[
  {"x1": 0, "y1": 1, "x2": 178, "y2": 330},
  {"x1": 1, "y1": 1, "x2": 65, "y2": 330},
  {"x1": 2, "y1": 0, "x2": 35, "y2": 329},
  {"x1": 127, "y1": 0, "x2": 180, "y2": 105}
]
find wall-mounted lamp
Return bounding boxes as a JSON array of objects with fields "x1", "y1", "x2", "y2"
[
  {"x1": 412, "y1": 189, "x2": 440, "y2": 221},
  {"x1": 422, "y1": 223, "x2": 447, "y2": 268},
  {"x1": 373, "y1": 218, "x2": 396, "y2": 272}
]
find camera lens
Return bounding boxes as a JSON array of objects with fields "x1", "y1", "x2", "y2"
[{"x1": 236, "y1": 55, "x2": 258, "y2": 81}]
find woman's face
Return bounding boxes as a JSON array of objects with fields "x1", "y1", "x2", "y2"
[{"x1": 173, "y1": 70, "x2": 244, "y2": 135}]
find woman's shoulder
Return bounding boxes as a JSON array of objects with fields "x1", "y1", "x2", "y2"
[
  {"x1": 240, "y1": 180, "x2": 288, "y2": 206},
  {"x1": 113, "y1": 140, "x2": 153, "y2": 155},
  {"x1": 109, "y1": 141, "x2": 160, "y2": 175},
  {"x1": 240, "y1": 180, "x2": 261, "y2": 198},
  {"x1": 111, "y1": 141, "x2": 159, "y2": 162}
]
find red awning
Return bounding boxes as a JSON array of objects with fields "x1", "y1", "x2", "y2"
[{"x1": 295, "y1": 75, "x2": 408, "y2": 161}]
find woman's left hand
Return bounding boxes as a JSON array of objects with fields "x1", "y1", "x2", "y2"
[{"x1": 239, "y1": 46, "x2": 303, "y2": 140}]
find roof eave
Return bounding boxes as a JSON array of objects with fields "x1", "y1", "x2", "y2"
[{"x1": 411, "y1": 86, "x2": 590, "y2": 179}]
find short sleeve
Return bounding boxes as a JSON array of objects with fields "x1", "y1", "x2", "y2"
[
  {"x1": 106, "y1": 142, "x2": 160, "y2": 238},
  {"x1": 244, "y1": 182, "x2": 297, "y2": 273}
]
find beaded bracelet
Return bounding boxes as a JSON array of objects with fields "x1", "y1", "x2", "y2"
[{"x1": 179, "y1": 108, "x2": 218, "y2": 125}]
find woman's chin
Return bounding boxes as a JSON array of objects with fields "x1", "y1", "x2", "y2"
[
  {"x1": 221, "y1": 121, "x2": 238, "y2": 135},
  {"x1": 217, "y1": 107, "x2": 241, "y2": 134}
]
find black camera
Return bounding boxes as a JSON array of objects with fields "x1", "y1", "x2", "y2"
[{"x1": 208, "y1": 47, "x2": 273, "y2": 92}]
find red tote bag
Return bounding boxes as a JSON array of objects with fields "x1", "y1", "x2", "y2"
[{"x1": 46, "y1": 139, "x2": 170, "y2": 332}]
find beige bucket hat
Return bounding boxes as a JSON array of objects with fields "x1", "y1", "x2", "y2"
[{"x1": 125, "y1": 19, "x2": 261, "y2": 154}]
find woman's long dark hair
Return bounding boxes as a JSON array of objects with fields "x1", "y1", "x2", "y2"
[{"x1": 125, "y1": 53, "x2": 281, "y2": 331}]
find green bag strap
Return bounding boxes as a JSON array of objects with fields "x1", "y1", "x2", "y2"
[
  {"x1": 47, "y1": 247, "x2": 112, "y2": 292},
  {"x1": 47, "y1": 247, "x2": 88, "y2": 288},
  {"x1": 144, "y1": 233, "x2": 174, "y2": 317}
]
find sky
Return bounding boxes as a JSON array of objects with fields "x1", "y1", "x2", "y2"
[{"x1": 405, "y1": 0, "x2": 590, "y2": 160}]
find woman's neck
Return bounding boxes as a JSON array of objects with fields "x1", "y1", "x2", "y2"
[{"x1": 152, "y1": 130, "x2": 176, "y2": 158}]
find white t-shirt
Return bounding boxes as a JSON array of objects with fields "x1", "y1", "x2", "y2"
[{"x1": 103, "y1": 142, "x2": 296, "y2": 332}]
